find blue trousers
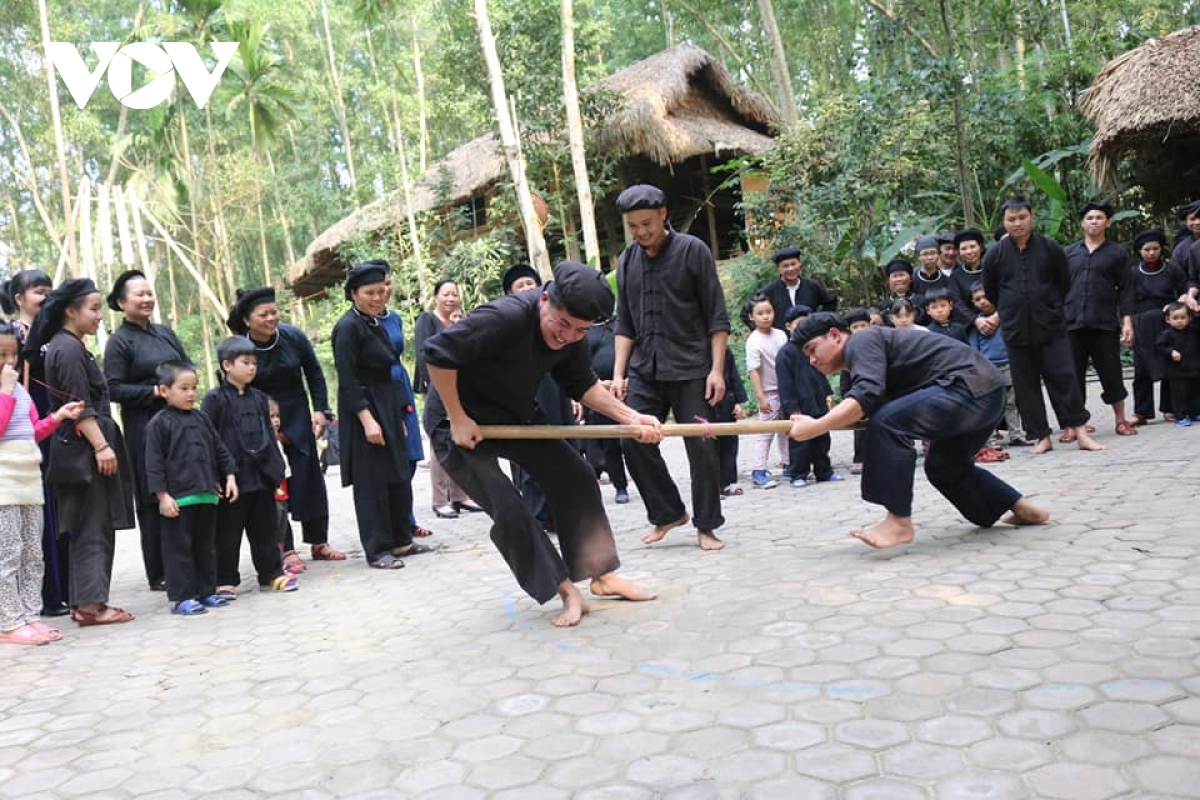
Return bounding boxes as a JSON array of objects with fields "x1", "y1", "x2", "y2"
[{"x1": 861, "y1": 384, "x2": 1021, "y2": 523}]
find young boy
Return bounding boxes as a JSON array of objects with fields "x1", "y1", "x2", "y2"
[
  {"x1": 201, "y1": 338, "x2": 298, "y2": 597},
  {"x1": 745, "y1": 293, "x2": 789, "y2": 488},
  {"x1": 1156, "y1": 302, "x2": 1200, "y2": 426},
  {"x1": 968, "y1": 283, "x2": 1029, "y2": 446},
  {"x1": 143, "y1": 362, "x2": 238, "y2": 616},
  {"x1": 778, "y1": 305, "x2": 841, "y2": 487},
  {"x1": 923, "y1": 289, "x2": 968, "y2": 342}
]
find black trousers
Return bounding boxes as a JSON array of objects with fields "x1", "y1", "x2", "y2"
[
  {"x1": 852, "y1": 429, "x2": 866, "y2": 463},
  {"x1": 583, "y1": 411, "x2": 628, "y2": 491},
  {"x1": 787, "y1": 434, "x2": 832, "y2": 481},
  {"x1": 39, "y1": 483, "x2": 69, "y2": 611},
  {"x1": 1007, "y1": 337, "x2": 1089, "y2": 441},
  {"x1": 161, "y1": 505, "x2": 217, "y2": 602},
  {"x1": 136, "y1": 502, "x2": 164, "y2": 587},
  {"x1": 1168, "y1": 376, "x2": 1200, "y2": 419},
  {"x1": 352, "y1": 477, "x2": 414, "y2": 562},
  {"x1": 621, "y1": 376, "x2": 724, "y2": 531},
  {"x1": 862, "y1": 384, "x2": 1020, "y2": 522},
  {"x1": 1068, "y1": 327, "x2": 1128, "y2": 406},
  {"x1": 216, "y1": 490, "x2": 284, "y2": 587},
  {"x1": 1132, "y1": 351, "x2": 1171, "y2": 419},
  {"x1": 433, "y1": 424, "x2": 619, "y2": 604}
]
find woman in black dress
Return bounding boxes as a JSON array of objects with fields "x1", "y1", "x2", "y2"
[
  {"x1": 331, "y1": 262, "x2": 431, "y2": 568},
  {"x1": 228, "y1": 287, "x2": 345, "y2": 561},
  {"x1": 103, "y1": 270, "x2": 191, "y2": 591},
  {"x1": 24, "y1": 279, "x2": 135, "y2": 626},
  {"x1": 1129, "y1": 230, "x2": 1189, "y2": 425}
]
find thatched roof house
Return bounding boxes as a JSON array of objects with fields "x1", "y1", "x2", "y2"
[
  {"x1": 289, "y1": 43, "x2": 779, "y2": 297},
  {"x1": 1079, "y1": 26, "x2": 1200, "y2": 206}
]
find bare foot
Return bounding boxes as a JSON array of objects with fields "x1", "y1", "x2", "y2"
[
  {"x1": 590, "y1": 573, "x2": 657, "y2": 601},
  {"x1": 552, "y1": 581, "x2": 589, "y2": 627},
  {"x1": 1074, "y1": 428, "x2": 1106, "y2": 451},
  {"x1": 1030, "y1": 437, "x2": 1053, "y2": 455},
  {"x1": 850, "y1": 513, "x2": 915, "y2": 549},
  {"x1": 1001, "y1": 498, "x2": 1051, "y2": 526},
  {"x1": 697, "y1": 530, "x2": 725, "y2": 551},
  {"x1": 641, "y1": 514, "x2": 689, "y2": 545}
]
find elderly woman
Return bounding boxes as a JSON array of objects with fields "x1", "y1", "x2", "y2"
[
  {"x1": 24, "y1": 279, "x2": 135, "y2": 626},
  {"x1": 1129, "y1": 230, "x2": 1188, "y2": 426},
  {"x1": 228, "y1": 287, "x2": 345, "y2": 561},
  {"x1": 414, "y1": 279, "x2": 482, "y2": 519},
  {"x1": 103, "y1": 270, "x2": 191, "y2": 592},
  {"x1": 331, "y1": 261, "x2": 432, "y2": 568}
]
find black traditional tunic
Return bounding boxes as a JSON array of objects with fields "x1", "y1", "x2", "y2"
[
  {"x1": 982, "y1": 234, "x2": 1071, "y2": 346},
  {"x1": 246, "y1": 323, "x2": 330, "y2": 525},
  {"x1": 1131, "y1": 261, "x2": 1188, "y2": 383},
  {"x1": 759, "y1": 276, "x2": 838, "y2": 330},
  {"x1": 1063, "y1": 239, "x2": 1132, "y2": 331}
]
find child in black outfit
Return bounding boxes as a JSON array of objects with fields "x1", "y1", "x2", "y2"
[
  {"x1": 143, "y1": 362, "x2": 238, "y2": 616},
  {"x1": 201, "y1": 338, "x2": 297, "y2": 598},
  {"x1": 714, "y1": 345, "x2": 748, "y2": 496},
  {"x1": 777, "y1": 305, "x2": 842, "y2": 487},
  {"x1": 1156, "y1": 302, "x2": 1200, "y2": 426},
  {"x1": 923, "y1": 289, "x2": 968, "y2": 341}
]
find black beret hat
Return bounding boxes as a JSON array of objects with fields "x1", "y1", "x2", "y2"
[
  {"x1": 885, "y1": 258, "x2": 913, "y2": 275},
  {"x1": 844, "y1": 306, "x2": 871, "y2": 326},
  {"x1": 936, "y1": 231, "x2": 957, "y2": 246},
  {"x1": 344, "y1": 260, "x2": 390, "y2": 300},
  {"x1": 615, "y1": 184, "x2": 667, "y2": 213},
  {"x1": 107, "y1": 269, "x2": 147, "y2": 312},
  {"x1": 546, "y1": 261, "x2": 614, "y2": 323},
  {"x1": 227, "y1": 286, "x2": 276, "y2": 335},
  {"x1": 772, "y1": 246, "x2": 803, "y2": 264},
  {"x1": 1132, "y1": 229, "x2": 1168, "y2": 252},
  {"x1": 953, "y1": 228, "x2": 986, "y2": 247},
  {"x1": 1078, "y1": 201, "x2": 1115, "y2": 219},
  {"x1": 915, "y1": 235, "x2": 940, "y2": 253},
  {"x1": 782, "y1": 304, "x2": 813, "y2": 325},
  {"x1": 1178, "y1": 200, "x2": 1200, "y2": 221},
  {"x1": 501, "y1": 263, "x2": 542, "y2": 295},
  {"x1": 789, "y1": 311, "x2": 848, "y2": 348}
]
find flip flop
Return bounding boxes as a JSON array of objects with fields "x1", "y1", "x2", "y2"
[
  {"x1": 261, "y1": 575, "x2": 300, "y2": 592},
  {"x1": 27, "y1": 622, "x2": 62, "y2": 641},
  {"x1": 71, "y1": 607, "x2": 134, "y2": 626},
  {"x1": 0, "y1": 624, "x2": 51, "y2": 646},
  {"x1": 311, "y1": 543, "x2": 347, "y2": 561},
  {"x1": 392, "y1": 543, "x2": 437, "y2": 557},
  {"x1": 369, "y1": 554, "x2": 405, "y2": 570}
]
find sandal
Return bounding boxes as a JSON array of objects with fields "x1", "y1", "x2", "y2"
[
  {"x1": 974, "y1": 446, "x2": 1009, "y2": 463},
  {"x1": 412, "y1": 526, "x2": 434, "y2": 538},
  {"x1": 392, "y1": 543, "x2": 436, "y2": 557},
  {"x1": 28, "y1": 622, "x2": 62, "y2": 641},
  {"x1": 0, "y1": 624, "x2": 52, "y2": 646},
  {"x1": 720, "y1": 484, "x2": 744, "y2": 497},
  {"x1": 1115, "y1": 420, "x2": 1139, "y2": 436},
  {"x1": 369, "y1": 554, "x2": 405, "y2": 570},
  {"x1": 1164, "y1": 413, "x2": 1177, "y2": 423},
  {"x1": 261, "y1": 575, "x2": 300, "y2": 592},
  {"x1": 71, "y1": 607, "x2": 134, "y2": 626},
  {"x1": 215, "y1": 585, "x2": 238, "y2": 601},
  {"x1": 282, "y1": 550, "x2": 306, "y2": 574},
  {"x1": 1129, "y1": 414, "x2": 1149, "y2": 427},
  {"x1": 310, "y1": 543, "x2": 347, "y2": 561}
]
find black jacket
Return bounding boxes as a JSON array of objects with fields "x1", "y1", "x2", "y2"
[
  {"x1": 982, "y1": 234, "x2": 1071, "y2": 346},
  {"x1": 759, "y1": 277, "x2": 837, "y2": 330},
  {"x1": 144, "y1": 407, "x2": 237, "y2": 498},
  {"x1": 200, "y1": 383, "x2": 285, "y2": 494}
]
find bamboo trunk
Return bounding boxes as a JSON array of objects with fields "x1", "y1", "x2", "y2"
[{"x1": 478, "y1": 421, "x2": 802, "y2": 440}]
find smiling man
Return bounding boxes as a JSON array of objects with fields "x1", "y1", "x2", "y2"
[
  {"x1": 759, "y1": 246, "x2": 838, "y2": 330},
  {"x1": 787, "y1": 312, "x2": 1049, "y2": 549},
  {"x1": 423, "y1": 261, "x2": 659, "y2": 627},
  {"x1": 610, "y1": 184, "x2": 731, "y2": 551}
]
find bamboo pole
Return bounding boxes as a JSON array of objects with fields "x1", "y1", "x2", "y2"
[{"x1": 478, "y1": 421, "x2": 799, "y2": 440}]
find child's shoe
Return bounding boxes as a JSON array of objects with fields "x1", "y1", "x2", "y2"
[
  {"x1": 823, "y1": 473, "x2": 845, "y2": 482},
  {"x1": 789, "y1": 477, "x2": 808, "y2": 488},
  {"x1": 751, "y1": 470, "x2": 778, "y2": 489},
  {"x1": 1176, "y1": 418, "x2": 1193, "y2": 427},
  {"x1": 215, "y1": 585, "x2": 237, "y2": 601},
  {"x1": 261, "y1": 575, "x2": 300, "y2": 592},
  {"x1": 172, "y1": 599, "x2": 208, "y2": 616},
  {"x1": 199, "y1": 595, "x2": 230, "y2": 608}
]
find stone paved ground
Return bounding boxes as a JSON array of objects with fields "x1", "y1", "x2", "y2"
[{"x1": 4, "y1": 382, "x2": 1199, "y2": 799}]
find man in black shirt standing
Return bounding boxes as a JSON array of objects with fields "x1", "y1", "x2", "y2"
[
  {"x1": 1063, "y1": 202, "x2": 1137, "y2": 439},
  {"x1": 758, "y1": 246, "x2": 838, "y2": 330},
  {"x1": 611, "y1": 185, "x2": 731, "y2": 551},
  {"x1": 424, "y1": 261, "x2": 658, "y2": 627},
  {"x1": 788, "y1": 313, "x2": 1048, "y2": 549},
  {"x1": 982, "y1": 197, "x2": 1104, "y2": 454}
]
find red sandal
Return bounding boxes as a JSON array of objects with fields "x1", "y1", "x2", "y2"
[{"x1": 310, "y1": 543, "x2": 347, "y2": 561}]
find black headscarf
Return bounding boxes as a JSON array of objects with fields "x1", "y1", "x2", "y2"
[
  {"x1": 21, "y1": 278, "x2": 99, "y2": 360},
  {"x1": 501, "y1": 264, "x2": 542, "y2": 295},
  {"x1": 106, "y1": 269, "x2": 148, "y2": 312},
  {"x1": 344, "y1": 260, "x2": 390, "y2": 300},
  {"x1": 227, "y1": 287, "x2": 276, "y2": 335}
]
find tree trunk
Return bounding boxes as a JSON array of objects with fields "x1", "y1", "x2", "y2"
[
  {"x1": 319, "y1": 0, "x2": 358, "y2": 192},
  {"x1": 412, "y1": 12, "x2": 429, "y2": 173},
  {"x1": 37, "y1": 0, "x2": 78, "y2": 277},
  {"x1": 474, "y1": 0, "x2": 551, "y2": 277},
  {"x1": 561, "y1": 0, "x2": 600, "y2": 267},
  {"x1": 939, "y1": 0, "x2": 976, "y2": 227},
  {"x1": 756, "y1": 0, "x2": 799, "y2": 127},
  {"x1": 395, "y1": 125, "x2": 429, "y2": 305}
]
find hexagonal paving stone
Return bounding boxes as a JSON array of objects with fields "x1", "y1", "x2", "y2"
[
  {"x1": 1077, "y1": 701, "x2": 1170, "y2": 733},
  {"x1": 842, "y1": 778, "x2": 931, "y2": 800},
  {"x1": 710, "y1": 748, "x2": 787, "y2": 782},
  {"x1": 917, "y1": 715, "x2": 993, "y2": 747},
  {"x1": 674, "y1": 726, "x2": 749, "y2": 759},
  {"x1": 1026, "y1": 763, "x2": 1130, "y2": 800},
  {"x1": 997, "y1": 710, "x2": 1077, "y2": 740},
  {"x1": 625, "y1": 754, "x2": 708, "y2": 789},
  {"x1": 1058, "y1": 730, "x2": 1153, "y2": 764},
  {"x1": 748, "y1": 776, "x2": 837, "y2": 800},
  {"x1": 967, "y1": 737, "x2": 1054, "y2": 772},
  {"x1": 934, "y1": 773, "x2": 1028, "y2": 800},
  {"x1": 881, "y1": 742, "x2": 965, "y2": 781},
  {"x1": 752, "y1": 721, "x2": 826, "y2": 751},
  {"x1": 792, "y1": 743, "x2": 878, "y2": 782},
  {"x1": 835, "y1": 719, "x2": 910, "y2": 751},
  {"x1": 466, "y1": 755, "x2": 544, "y2": 790}
]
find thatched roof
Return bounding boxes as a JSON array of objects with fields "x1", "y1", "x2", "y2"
[
  {"x1": 289, "y1": 44, "x2": 779, "y2": 296},
  {"x1": 1079, "y1": 26, "x2": 1200, "y2": 201}
]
